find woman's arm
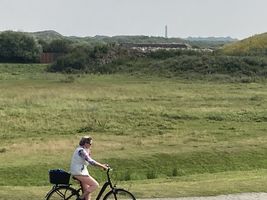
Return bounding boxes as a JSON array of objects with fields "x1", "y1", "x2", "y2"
[
  {"x1": 92, "y1": 160, "x2": 109, "y2": 170},
  {"x1": 78, "y1": 149, "x2": 97, "y2": 165},
  {"x1": 78, "y1": 149, "x2": 108, "y2": 170}
]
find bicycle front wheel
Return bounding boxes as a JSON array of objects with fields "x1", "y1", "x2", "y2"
[
  {"x1": 103, "y1": 188, "x2": 136, "y2": 200},
  {"x1": 46, "y1": 186, "x2": 79, "y2": 200}
]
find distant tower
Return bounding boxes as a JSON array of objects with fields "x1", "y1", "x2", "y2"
[{"x1": 165, "y1": 25, "x2": 168, "y2": 38}]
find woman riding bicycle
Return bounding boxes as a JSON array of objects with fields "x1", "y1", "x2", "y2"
[{"x1": 70, "y1": 136, "x2": 109, "y2": 200}]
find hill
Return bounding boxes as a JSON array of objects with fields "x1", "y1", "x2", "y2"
[
  {"x1": 30, "y1": 30, "x2": 64, "y2": 41},
  {"x1": 221, "y1": 32, "x2": 267, "y2": 55},
  {"x1": 27, "y1": 30, "x2": 231, "y2": 49},
  {"x1": 186, "y1": 36, "x2": 237, "y2": 42},
  {"x1": 185, "y1": 36, "x2": 237, "y2": 49}
]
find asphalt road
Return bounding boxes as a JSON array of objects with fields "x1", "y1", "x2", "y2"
[{"x1": 140, "y1": 193, "x2": 267, "y2": 200}]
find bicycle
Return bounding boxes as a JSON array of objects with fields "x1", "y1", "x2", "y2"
[{"x1": 45, "y1": 168, "x2": 136, "y2": 200}]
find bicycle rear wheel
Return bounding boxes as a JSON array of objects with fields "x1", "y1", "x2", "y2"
[
  {"x1": 103, "y1": 188, "x2": 136, "y2": 200},
  {"x1": 46, "y1": 186, "x2": 79, "y2": 200}
]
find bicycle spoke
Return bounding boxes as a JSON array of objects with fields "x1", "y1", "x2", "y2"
[
  {"x1": 55, "y1": 189, "x2": 65, "y2": 198},
  {"x1": 46, "y1": 186, "x2": 79, "y2": 200},
  {"x1": 104, "y1": 189, "x2": 136, "y2": 200},
  {"x1": 65, "y1": 192, "x2": 76, "y2": 200}
]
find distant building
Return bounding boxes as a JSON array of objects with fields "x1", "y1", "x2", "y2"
[{"x1": 120, "y1": 43, "x2": 191, "y2": 52}]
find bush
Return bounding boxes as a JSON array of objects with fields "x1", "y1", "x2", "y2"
[
  {"x1": 148, "y1": 49, "x2": 203, "y2": 59},
  {"x1": 146, "y1": 170, "x2": 157, "y2": 179},
  {"x1": 47, "y1": 42, "x2": 267, "y2": 79},
  {"x1": 48, "y1": 44, "x2": 126, "y2": 74},
  {"x1": 42, "y1": 39, "x2": 72, "y2": 53},
  {"x1": 49, "y1": 52, "x2": 87, "y2": 73},
  {"x1": 0, "y1": 31, "x2": 41, "y2": 62}
]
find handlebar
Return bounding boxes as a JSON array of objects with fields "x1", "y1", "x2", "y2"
[
  {"x1": 106, "y1": 166, "x2": 113, "y2": 183},
  {"x1": 104, "y1": 164, "x2": 112, "y2": 172}
]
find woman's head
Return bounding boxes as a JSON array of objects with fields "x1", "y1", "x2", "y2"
[{"x1": 79, "y1": 136, "x2": 93, "y2": 146}]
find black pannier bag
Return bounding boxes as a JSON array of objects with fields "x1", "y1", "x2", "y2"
[{"x1": 49, "y1": 169, "x2": 71, "y2": 185}]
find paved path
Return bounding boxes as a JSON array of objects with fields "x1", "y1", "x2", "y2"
[{"x1": 140, "y1": 193, "x2": 267, "y2": 200}]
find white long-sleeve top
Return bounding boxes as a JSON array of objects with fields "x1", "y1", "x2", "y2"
[{"x1": 70, "y1": 146, "x2": 97, "y2": 176}]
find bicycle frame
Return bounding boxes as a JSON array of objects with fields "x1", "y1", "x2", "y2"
[{"x1": 96, "y1": 168, "x2": 115, "y2": 200}]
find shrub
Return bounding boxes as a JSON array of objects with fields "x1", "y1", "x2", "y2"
[
  {"x1": 0, "y1": 31, "x2": 41, "y2": 62},
  {"x1": 43, "y1": 39, "x2": 72, "y2": 53},
  {"x1": 48, "y1": 44, "x2": 128, "y2": 74},
  {"x1": 0, "y1": 148, "x2": 6, "y2": 153},
  {"x1": 146, "y1": 170, "x2": 157, "y2": 179}
]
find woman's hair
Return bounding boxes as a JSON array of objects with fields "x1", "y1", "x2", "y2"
[{"x1": 79, "y1": 136, "x2": 92, "y2": 146}]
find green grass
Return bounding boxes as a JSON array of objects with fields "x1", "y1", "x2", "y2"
[
  {"x1": 0, "y1": 63, "x2": 267, "y2": 198},
  {"x1": 0, "y1": 170, "x2": 267, "y2": 199},
  {"x1": 221, "y1": 32, "x2": 267, "y2": 55}
]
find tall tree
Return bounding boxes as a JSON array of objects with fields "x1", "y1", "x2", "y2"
[{"x1": 0, "y1": 31, "x2": 41, "y2": 62}]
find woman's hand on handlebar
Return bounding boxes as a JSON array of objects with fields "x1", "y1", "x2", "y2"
[{"x1": 102, "y1": 163, "x2": 110, "y2": 171}]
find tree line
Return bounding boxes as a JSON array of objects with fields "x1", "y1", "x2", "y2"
[
  {"x1": 0, "y1": 31, "x2": 71, "y2": 62},
  {"x1": 0, "y1": 31, "x2": 266, "y2": 79}
]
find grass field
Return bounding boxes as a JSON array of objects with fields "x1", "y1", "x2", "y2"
[{"x1": 0, "y1": 63, "x2": 266, "y2": 199}]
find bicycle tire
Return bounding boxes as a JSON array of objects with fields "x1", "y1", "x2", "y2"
[
  {"x1": 103, "y1": 188, "x2": 136, "y2": 200},
  {"x1": 46, "y1": 185, "x2": 79, "y2": 200}
]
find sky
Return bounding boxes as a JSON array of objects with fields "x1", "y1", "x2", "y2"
[{"x1": 0, "y1": 0, "x2": 267, "y2": 40}]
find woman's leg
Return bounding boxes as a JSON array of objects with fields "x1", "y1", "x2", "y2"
[{"x1": 74, "y1": 175, "x2": 99, "y2": 200}]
